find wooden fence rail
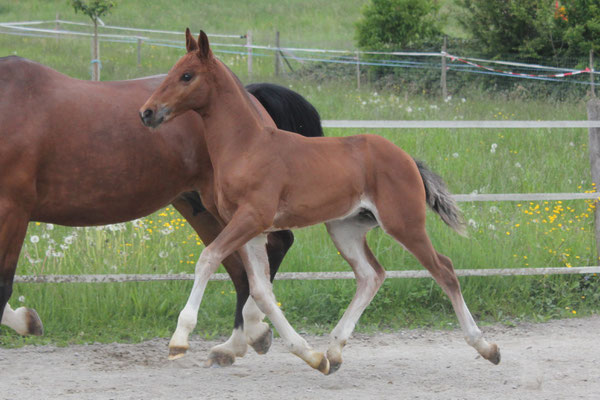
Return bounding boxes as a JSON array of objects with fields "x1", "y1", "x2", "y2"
[{"x1": 14, "y1": 266, "x2": 600, "y2": 284}]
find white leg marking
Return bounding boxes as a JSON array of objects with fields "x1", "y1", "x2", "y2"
[
  {"x1": 242, "y1": 235, "x2": 328, "y2": 372},
  {"x1": 452, "y1": 295, "x2": 495, "y2": 355},
  {"x1": 169, "y1": 248, "x2": 223, "y2": 357},
  {"x1": 1, "y1": 303, "x2": 29, "y2": 335},
  {"x1": 242, "y1": 296, "x2": 271, "y2": 352},
  {"x1": 206, "y1": 326, "x2": 248, "y2": 366},
  {"x1": 325, "y1": 218, "x2": 384, "y2": 367}
]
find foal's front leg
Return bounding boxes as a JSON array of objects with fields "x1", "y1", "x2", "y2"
[
  {"x1": 173, "y1": 196, "x2": 284, "y2": 365},
  {"x1": 167, "y1": 207, "x2": 275, "y2": 360},
  {"x1": 239, "y1": 235, "x2": 330, "y2": 374}
]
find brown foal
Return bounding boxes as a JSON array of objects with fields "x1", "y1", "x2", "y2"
[{"x1": 140, "y1": 30, "x2": 500, "y2": 375}]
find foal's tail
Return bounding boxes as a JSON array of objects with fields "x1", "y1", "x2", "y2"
[{"x1": 414, "y1": 159, "x2": 467, "y2": 236}]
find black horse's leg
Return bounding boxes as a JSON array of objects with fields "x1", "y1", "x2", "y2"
[
  {"x1": 172, "y1": 193, "x2": 295, "y2": 366},
  {"x1": 266, "y1": 230, "x2": 294, "y2": 282},
  {"x1": 0, "y1": 204, "x2": 43, "y2": 336}
]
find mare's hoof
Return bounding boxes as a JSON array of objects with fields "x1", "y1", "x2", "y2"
[
  {"x1": 26, "y1": 308, "x2": 44, "y2": 336},
  {"x1": 168, "y1": 346, "x2": 189, "y2": 361},
  {"x1": 205, "y1": 350, "x2": 235, "y2": 368},
  {"x1": 484, "y1": 343, "x2": 501, "y2": 365},
  {"x1": 249, "y1": 327, "x2": 273, "y2": 355}
]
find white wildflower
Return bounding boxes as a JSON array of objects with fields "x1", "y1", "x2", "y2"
[
  {"x1": 490, "y1": 143, "x2": 497, "y2": 154},
  {"x1": 30, "y1": 235, "x2": 40, "y2": 244}
]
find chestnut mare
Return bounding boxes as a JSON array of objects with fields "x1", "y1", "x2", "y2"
[
  {"x1": 140, "y1": 30, "x2": 501, "y2": 375},
  {"x1": 0, "y1": 56, "x2": 323, "y2": 367}
]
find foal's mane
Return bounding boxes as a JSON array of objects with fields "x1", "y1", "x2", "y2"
[{"x1": 215, "y1": 58, "x2": 265, "y2": 122}]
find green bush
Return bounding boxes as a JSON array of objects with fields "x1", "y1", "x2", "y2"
[{"x1": 355, "y1": 0, "x2": 443, "y2": 51}]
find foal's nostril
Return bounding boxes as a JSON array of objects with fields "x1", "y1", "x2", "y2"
[{"x1": 143, "y1": 109, "x2": 153, "y2": 119}]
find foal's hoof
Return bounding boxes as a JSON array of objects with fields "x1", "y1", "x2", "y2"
[
  {"x1": 168, "y1": 346, "x2": 189, "y2": 361},
  {"x1": 317, "y1": 354, "x2": 331, "y2": 375},
  {"x1": 248, "y1": 326, "x2": 273, "y2": 355},
  {"x1": 205, "y1": 349, "x2": 235, "y2": 368},
  {"x1": 326, "y1": 349, "x2": 343, "y2": 375},
  {"x1": 26, "y1": 308, "x2": 44, "y2": 336},
  {"x1": 482, "y1": 343, "x2": 501, "y2": 365},
  {"x1": 305, "y1": 351, "x2": 330, "y2": 375}
]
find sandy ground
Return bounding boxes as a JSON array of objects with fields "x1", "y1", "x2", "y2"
[{"x1": 1, "y1": 316, "x2": 599, "y2": 400}]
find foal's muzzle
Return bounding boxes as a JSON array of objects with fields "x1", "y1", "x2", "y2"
[{"x1": 139, "y1": 108, "x2": 164, "y2": 128}]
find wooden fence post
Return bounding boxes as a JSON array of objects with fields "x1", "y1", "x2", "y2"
[
  {"x1": 591, "y1": 49, "x2": 596, "y2": 98},
  {"x1": 356, "y1": 51, "x2": 361, "y2": 90},
  {"x1": 246, "y1": 30, "x2": 253, "y2": 80},
  {"x1": 275, "y1": 31, "x2": 280, "y2": 77},
  {"x1": 55, "y1": 12, "x2": 60, "y2": 39},
  {"x1": 587, "y1": 98, "x2": 600, "y2": 259},
  {"x1": 137, "y1": 37, "x2": 142, "y2": 67},
  {"x1": 441, "y1": 35, "x2": 448, "y2": 100},
  {"x1": 90, "y1": 19, "x2": 100, "y2": 81}
]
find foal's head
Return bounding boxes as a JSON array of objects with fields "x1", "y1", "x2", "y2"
[{"x1": 140, "y1": 29, "x2": 216, "y2": 128}]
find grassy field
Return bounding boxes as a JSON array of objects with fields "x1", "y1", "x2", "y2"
[{"x1": 1, "y1": 1, "x2": 599, "y2": 347}]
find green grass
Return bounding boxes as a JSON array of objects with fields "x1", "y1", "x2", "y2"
[
  {"x1": 0, "y1": 0, "x2": 368, "y2": 49},
  {"x1": 1, "y1": 0, "x2": 599, "y2": 347}
]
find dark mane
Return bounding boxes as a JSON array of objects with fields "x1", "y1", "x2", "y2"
[{"x1": 245, "y1": 83, "x2": 323, "y2": 137}]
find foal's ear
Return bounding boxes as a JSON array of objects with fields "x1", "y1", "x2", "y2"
[
  {"x1": 185, "y1": 28, "x2": 199, "y2": 53},
  {"x1": 197, "y1": 30, "x2": 213, "y2": 60}
]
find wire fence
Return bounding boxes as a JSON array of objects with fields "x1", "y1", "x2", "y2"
[{"x1": 0, "y1": 18, "x2": 597, "y2": 92}]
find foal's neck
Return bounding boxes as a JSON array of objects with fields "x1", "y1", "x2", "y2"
[{"x1": 198, "y1": 60, "x2": 266, "y2": 163}]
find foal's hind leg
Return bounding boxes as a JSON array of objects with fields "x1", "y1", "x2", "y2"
[
  {"x1": 324, "y1": 217, "x2": 385, "y2": 374},
  {"x1": 380, "y1": 214, "x2": 500, "y2": 364},
  {"x1": 0, "y1": 203, "x2": 43, "y2": 336}
]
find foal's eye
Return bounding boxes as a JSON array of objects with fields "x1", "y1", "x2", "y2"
[{"x1": 180, "y1": 73, "x2": 193, "y2": 82}]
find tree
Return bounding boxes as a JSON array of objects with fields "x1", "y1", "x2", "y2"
[
  {"x1": 70, "y1": 0, "x2": 116, "y2": 81},
  {"x1": 355, "y1": 0, "x2": 443, "y2": 51},
  {"x1": 458, "y1": 0, "x2": 600, "y2": 63}
]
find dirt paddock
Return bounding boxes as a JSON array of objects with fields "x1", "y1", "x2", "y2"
[{"x1": 1, "y1": 316, "x2": 599, "y2": 399}]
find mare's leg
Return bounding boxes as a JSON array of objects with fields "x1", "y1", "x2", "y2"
[
  {"x1": 375, "y1": 195, "x2": 500, "y2": 365},
  {"x1": 0, "y1": 203, "x2": 42, "y2": 336},
  {"x1": 172, "y1": 196, "x2": 292, "y2": 365},
  {"x1": 323, "y1": 217, "x2": 385, "y2": 374}
]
